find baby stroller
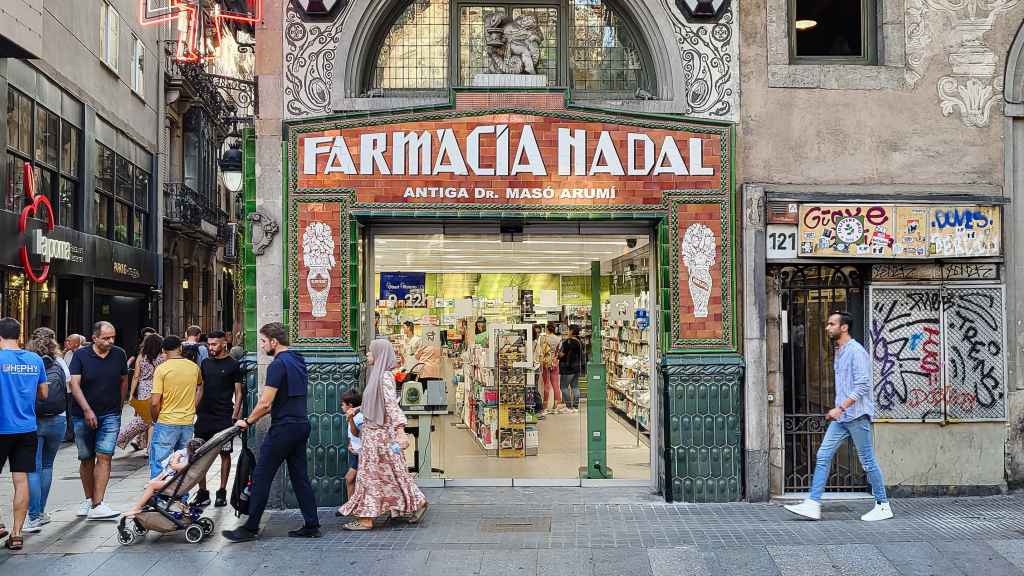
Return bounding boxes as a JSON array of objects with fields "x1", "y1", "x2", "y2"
[{"x1": 116, "y1": 426, "x2": 243, "y2": 545}]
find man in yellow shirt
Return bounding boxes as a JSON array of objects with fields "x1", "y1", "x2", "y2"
[{"x1": 148, "y1": 335, "x2": 202, "y2": 479}]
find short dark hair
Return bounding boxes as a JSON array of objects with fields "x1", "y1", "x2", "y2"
[
  {"x1": 208, "y1": 330, "x2": 226, "y2": 340},
  {"x1": 341, "y1": 388, "x2": 362, "y2": 408},
  {"x1": 142, "y1": 333, "x2": 163, "y2": 361},
  {"x1": 403, "y1": 320, "x2": 415, "y2": 329},
  {"x1": 0, "y1": 317, "x2": 21, "y2": 341},
  {"x1": 141, "y1": 327, "x2": 156, "y2": 336},
  {"x1": 162, "y1": 335, "x2": 183, "y2": 351},
  {"x1": 830, "y1": 311, "x2": 854, "y2": 329},
  {"x1": 569, "y1": 324, "x2": 581, "y2": 337},
  {"x1": 259, "y1": 322, "x2": 289, "y2": 346},
  {"x1": 546, "y1": 322, "x2": 556, "y2": 333},
  {"x1": 185, "y1": 325, "x2": 202, "y2": 338},
  {"x1": 93, "y1": 321, "x2": 114, "y2": 337}
]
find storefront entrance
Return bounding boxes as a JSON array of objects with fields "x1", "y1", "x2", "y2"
[
  {"x1": 363, "y1": 222, "x2": 655, "y2": 484},
  {"x1": 777, "y1": 265, "x2": 869, "y2": 493}
]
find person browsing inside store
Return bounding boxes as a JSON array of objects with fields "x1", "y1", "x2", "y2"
[
  {"x1": 557, "y1": 325, "x2": 583, "y2": 412},
  {"x1": 192, "y1": 331, "x2": 243, "y2": 508},
  {"x1": 338, "y1": 338, "x2": 427, "y2": 530},
  {"x1": 222, "y1": 322, "x2": 320, "y2": 542}
]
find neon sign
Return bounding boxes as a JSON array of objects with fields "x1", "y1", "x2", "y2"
[
  {"x1": 139, "y1": 1, "x2": 262, "y2": 62},
  {"x1": 18, "y1": 163, "x2": 55, "y2": 284}
]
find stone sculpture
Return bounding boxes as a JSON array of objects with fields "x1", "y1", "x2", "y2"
[
  {"x1": 249, "y1": 209, "x2": 280, "y2": 256},
  {"x1": 484, "y1": 12, "x2": 544, "y2": 75}
]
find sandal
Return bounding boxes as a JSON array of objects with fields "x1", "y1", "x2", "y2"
[
  {"x1": 4, "y1": 535, "x2": 22, "y2": 550},
  {"x1": 342, "y1": 521, "x2": 372, "y2": 531},
  {"x1": 407, "y1": 502, "x2": 429, "y2": 524},
  {"x1": 334, "y1": 508, "x2": 346, "y2": 517}
]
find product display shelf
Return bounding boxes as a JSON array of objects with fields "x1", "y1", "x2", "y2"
[
  {"x1": 492, "y1": 324, "x2": 536, "y2": 458},
  {"x1": 601, "y1": 312, "x2": 651, "y2": 436}
]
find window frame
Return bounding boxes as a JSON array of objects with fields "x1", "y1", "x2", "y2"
[
  {"x1": 131, "y1": 34, "x2": 145, "y2": 98},
  {"x1": 94, "y1": 137, "x2": 150, "y2": 248},
  {"x1": 365, "y1": 0, "x2": 655, "y2": 95},
  {"x1": 100, "y1": 0, "x2": 120, "y2": 73},
  {"x1": 787, "y1": 0, "x2": 877, "y2": 66}
]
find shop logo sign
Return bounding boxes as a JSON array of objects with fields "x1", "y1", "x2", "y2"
[
  {"x1": 292, "y1": 0, "x2": 345, "y2": 17},
  {"x1": 18, "y1": 163, "x2": 56, "y2": 284},
  {"x1": 676, "y1": 0, "x2": 731, "y2": 19},
  {"x1": 113, "y1": 262, "x2": 141, "y2": 279}
]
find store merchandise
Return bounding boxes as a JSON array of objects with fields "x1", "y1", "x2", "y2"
[{"x1": 602, "y1": 292, "x2": 652, "y2": 439}]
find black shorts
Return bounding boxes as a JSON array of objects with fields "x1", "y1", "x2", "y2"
[
  {"x1": 347, "y1": 451, "x2": 359, "y2": 471},
  {"x1": 0, "y1": 432, "x2": 38, "y2": 473},
  {"x1": 195, "y1": 423, "x2": 234, "y2": 454}
]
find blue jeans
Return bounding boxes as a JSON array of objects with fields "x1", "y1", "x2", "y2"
[
  {"x1": 28, "y1": 415, "x2": 66, "y2": 519},
  {"x1": 810, "y1": 416, "x2": 888, "y2": 504},
  {"x1": 559, "y1": 372, "x2": 579, "y2": 409},
  {"x1": 149, "y1": 422, "x2": 194, "y2": 479}
]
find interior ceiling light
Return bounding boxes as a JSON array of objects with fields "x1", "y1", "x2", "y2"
[{"x1": 795, "y1": 19, "x2": 817, "y2": 31}]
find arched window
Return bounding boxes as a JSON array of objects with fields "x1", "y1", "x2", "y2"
[{"x1": 366, "y1": 0, "x2": 653, "y2": 96}]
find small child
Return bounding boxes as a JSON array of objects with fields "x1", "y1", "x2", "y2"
[
  {"x1": 124, "y1": 438, "x2": 204, "y2": 517},
  {"x1": 341, "y1": 388, "x2": 364, "y2": 503}
]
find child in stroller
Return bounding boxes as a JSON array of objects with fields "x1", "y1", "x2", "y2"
[{"x1": 116, "y1": 426, "x2": 242, "y2": 545}]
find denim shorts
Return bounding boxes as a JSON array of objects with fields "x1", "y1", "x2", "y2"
[
  {"x1": 347, "y1": 451, "x2": 359, "y2": 471},
  {"x1": 72, "y1": 413, "x2": 121, "y2": 460}
]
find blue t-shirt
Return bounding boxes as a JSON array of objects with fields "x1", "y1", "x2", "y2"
[
  {"x1": 265, "y1": 351, "x2": 308, "y2": 424},
  {"x1": 0, "y1": 349, "x2": 47, "y2": 434}
]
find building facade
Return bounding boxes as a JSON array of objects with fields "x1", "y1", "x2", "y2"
[
  {"x1": 740, "y1": 0, "x2": 1024, "y2": 499},
  {"x1": 0, "y1": 0, "x2": 164, "y2": 354}
]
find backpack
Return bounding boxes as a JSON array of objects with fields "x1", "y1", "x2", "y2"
[
  {"x1": 230, "y1": 431, "x2": 256, "y2": 517},
  {"x1": 36, "y1": 357, "x2": 67, "y2": 417}
]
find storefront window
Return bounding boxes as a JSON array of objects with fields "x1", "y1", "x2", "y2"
[
  {"x1": 61, "y1": 122, "x2": 79, "y2": 177},
  {"x1": 5, "y1": 153, "x2": 24, "y2": 211},
  {"x1": 1, "y1": 272, "x2": 56, "y2": 338},
  {"x1": 59, "y1": 177, "x2": 76, "y2": 229},
  {"x1": 368, "y1": 0, "x2": 450, "y2": 92},
  {"x1": 96, "y1": 145, "x2": 115, "y2": 193},
  {"x1": 114, "y1": 201, "x2": 130, "y2": 244}
]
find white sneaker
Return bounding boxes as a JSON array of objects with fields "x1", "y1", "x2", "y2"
[
  {"x1": 77, "y1": 498, "x2": 93, "y2": 517},
  {"x1": 861, "y1": 502, "x2": 894, "y2": 522},
  {"x1": 39, "y1": 512, "x2": 52, "y2": 525},
  {"x1": 87, "y1": 502, "x2": 120, "y2": 520},
  {"x1": 783, "y1": 499, "x2": 821, "y2": 520},
  {"x1": 22, "y1": 517, "x2": 43, "y2": 533}
]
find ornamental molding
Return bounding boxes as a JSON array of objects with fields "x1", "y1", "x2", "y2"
[
  {"x1": 284, "y1": 2, "x2": 346, "y2": 117},
  {"x1": 661, "y1": 0, "x2": 739, "y2": 120},
  {"x1": 249, "y1": 209, "x2": 280, "y2": 256}
]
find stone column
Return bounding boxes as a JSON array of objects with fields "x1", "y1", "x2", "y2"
[{"x1": 742, "y1": 184, "x2": 770, "y2": 501}]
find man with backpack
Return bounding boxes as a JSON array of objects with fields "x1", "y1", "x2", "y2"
[{"x1": 182, "y1": 326, "x2": 208, "y2": 365}]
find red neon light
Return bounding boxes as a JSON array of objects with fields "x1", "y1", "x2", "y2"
[
  {"x1": 140, "y1": 1, "x2": 261, "y2": 62},
  {"x1": 18, "y1": 163, "x2": 55, "y2": 284}
]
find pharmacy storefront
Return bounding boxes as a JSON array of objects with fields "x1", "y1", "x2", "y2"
[{"x1": 283, "y1": 101, "x2": 741, "y2": 504}]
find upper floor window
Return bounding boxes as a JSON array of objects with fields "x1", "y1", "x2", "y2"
[
  {"x1": 100, "y1": 1, "x2": 120, "y2": 72},
  {"x1": 131, "y1": 35, "x2": 145, "y2": 97},
  {"x1": 367, "y1": 0, "x2": 653, "y2": 96},
  {"x1": 94, "y1": 121, "x2": 152, "y2": 249},
  {"x1": 789, "y1": 0, "x2": 876, "y2": 65}
]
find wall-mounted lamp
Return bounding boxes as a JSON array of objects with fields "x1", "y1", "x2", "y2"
[
  {"x1": 182, "y1": 278, "x2": 190, "y2": 290},
  {"x1": 219, "y1": 139, "x2": 244, "y2": 193}
]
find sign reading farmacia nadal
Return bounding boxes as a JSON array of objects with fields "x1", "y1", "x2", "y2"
[{"x1": 296, "y1": 113, "x2": 725, "y2": 205}]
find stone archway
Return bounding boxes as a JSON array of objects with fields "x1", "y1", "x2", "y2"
[{"x1": 1003, "y1": 20, "x2": 1024, "y2": 488}]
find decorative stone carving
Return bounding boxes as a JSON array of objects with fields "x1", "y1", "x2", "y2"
[
  {"x1": 926, "y1": 0, "x2": 1019, "y2": 127},
  {"x1": 284, "y1": 4, "x2": 345, "y2": 117},
  {"x1": 302, "y1": 221, "x2": 337, "y2": 318},
  {"x1": 905, "y1": 0, "x2": 934, "y2": 86},
  {"x1": 484, "y1": 13, "x2": 544, "y2": 75},
  {"x1": 662, "y1": 0, "x2": 737, "y2": 119},
  {"x1": 682, "y1": 223, "x2": 717, "y2": 318},
  {"x1": 249, "y1": 209, "x2": 280, "y2": 256}
]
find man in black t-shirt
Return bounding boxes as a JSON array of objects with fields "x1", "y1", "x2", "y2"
[{"x1": 192, "y1": 330, "x2": 242, "y2": 508}]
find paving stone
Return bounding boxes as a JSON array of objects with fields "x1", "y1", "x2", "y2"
[
  {"x1": 824, "y1": 544, "x2": 900, "y2": 576},
  {"x1": 426, "y1": 550, "x2": 483, "y2": 576},
  {"x1": 94, "y1": 550, "x2": 169, "y2": 574},
  {"x1": 878, "y1": 542, "x2": 967, "y2": 576},
  {"x1": 989, "y1": 540, "x2": 1024, "y2": 572},
  {"x1": 537, "y1": 548, "x2": 593, "y2": 576},
  {"x1": 931, "y1": 541, "x2": 1024, "y2": 576},
  {"x1": 478, "y1": 549, "x2": 539, "y2": 576},
  {"x1": 648, "y1": 547, "x2": 711, "y2": 576},
  {"x1": 0, "y1": 553, "x2": 65, "y2": 576},
  {"x1": 706, "y1": 546, "x2": 780, "y2": 576},
  {"x1": 199, "y1": 550, "x2": 264, "y2": 576},
  {"x1": 768, "y1": 545, "x2": 839, "y2": 576},
  {"x1": 144, "y1": 550, "x2": 218, "y2": 576},
  {"x1": 591, "y1": 547, "x2": 652, "y2": 576}
]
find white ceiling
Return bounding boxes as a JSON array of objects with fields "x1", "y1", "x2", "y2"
[{"x1": 374, "y1": 235, "x2": 650, "y2": 274}]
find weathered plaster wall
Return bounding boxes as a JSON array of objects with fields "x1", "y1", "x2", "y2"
[
  {"x1": 739, "y1": 0, "x2": 1024, "y2": 186},
  {"x1": 875, "y1": 423, "x2": 1006, "y2": 488}
]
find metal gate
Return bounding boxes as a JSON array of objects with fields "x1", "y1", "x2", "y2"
[{"x1": 776, "y1": 265, "x2": 869, "y2": 493}]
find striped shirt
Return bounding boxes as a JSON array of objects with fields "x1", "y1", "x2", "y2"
[{"x1": 834, "y1": 339, "x2": 873, "y2": 422}]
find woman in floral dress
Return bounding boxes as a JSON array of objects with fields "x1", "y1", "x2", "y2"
[
  {"x1": 117, "y1": 333, "x2": 164, "y2": 451},
  {"x1": 339, "y1": 338, "x2": 428, "y2": 530}
]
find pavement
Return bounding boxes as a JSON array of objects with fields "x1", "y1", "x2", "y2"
[{"x1": 2, "y1": 439, "x2": 1024, "y2": 575}]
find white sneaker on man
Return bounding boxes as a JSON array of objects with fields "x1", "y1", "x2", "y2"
[
  {"x1": 87, "y1": 502, "x2": 120, "y2": 520},
  {"x1": 77, "y1": 498, "x2": 93, "y2": 517},
  {"x1": 39, "y1": 512, "x2": 52, "y2": 525},
  {"x1": 783, "y1": 499, "x2": 821, "y2": 520},
  {"x1": 22, "y1": 517, "x2": 43, "y2": 533},
  {"x1": 861, "y1": 502, "x2": 894, "y2": 522}
]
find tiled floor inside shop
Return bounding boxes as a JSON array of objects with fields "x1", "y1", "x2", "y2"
[{"x1": 427, "y1": 399, "x2": 651, "y2": 480}]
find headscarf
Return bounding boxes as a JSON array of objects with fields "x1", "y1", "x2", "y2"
[{"x1": 363, "y1": 338, "x2": 399, "y2": 426}]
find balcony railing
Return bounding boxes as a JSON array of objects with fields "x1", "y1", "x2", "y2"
[{"x1": 164, "y1": 182, "x2": 229, "y2": 242}]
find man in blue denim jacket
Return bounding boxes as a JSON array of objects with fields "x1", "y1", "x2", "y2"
[{"x1": 785, "y1": 311, "x2": 894, "y2": 522}]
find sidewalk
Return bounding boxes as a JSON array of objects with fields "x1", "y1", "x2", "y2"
[{"x1": 2, "y1": 441, "x2": 1024, "y2": 575}]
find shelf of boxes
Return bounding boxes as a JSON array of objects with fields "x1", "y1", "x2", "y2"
[{"x1": 601, "y1": 305, "x2": 651, "y2": 435}]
